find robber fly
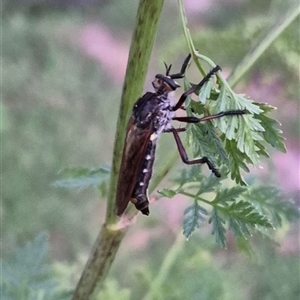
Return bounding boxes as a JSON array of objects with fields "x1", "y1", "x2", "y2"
[{"x1": 116, "y1": 54, "x2": 246, "y2": 216}]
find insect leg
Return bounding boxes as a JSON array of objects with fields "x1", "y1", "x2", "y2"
[
  {"x1": 172, "y1": 65, "x2": 221, "y2": 111},
  {"x1": 172, "y1": 110, "x2": 247, "y2": 123},
  {"x1": 169, "y1": 127, "x2": 221, "y2": 177}
]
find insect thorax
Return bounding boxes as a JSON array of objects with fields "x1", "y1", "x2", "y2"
[
  {"x1": 133, "y1": 91, "x2": 174, "y2": 131},
  {"x1": 154, "y1": 94, "x2": 175, "y2": 134}
]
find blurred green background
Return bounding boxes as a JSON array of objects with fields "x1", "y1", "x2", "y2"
[{"x1": 2, "y1": 0, "x2": 299, "y2": 299}]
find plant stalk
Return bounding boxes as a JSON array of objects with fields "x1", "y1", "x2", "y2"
[
  {"x1": 228, "y1": 2, "x2": 300, "y2": 87},
  {"x1": 72, "y1": 0, "x2": 164, "y2": 298}
]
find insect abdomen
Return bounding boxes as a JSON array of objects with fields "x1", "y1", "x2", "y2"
[{"x1": 131, "y1": 139, "x2": 157, "y2": 215}]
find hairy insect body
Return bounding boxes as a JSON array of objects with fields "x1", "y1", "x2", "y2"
[
  {"x1": 133, "y1": 92, "x2": 174, "y2": 133},
  {"x1": 130, "y1": 92, "x2": 175, "y2": 214}
]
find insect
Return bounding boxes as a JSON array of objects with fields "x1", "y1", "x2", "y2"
[{"x1": 116, "y1": 54, "x2": 247, "y2": 216}]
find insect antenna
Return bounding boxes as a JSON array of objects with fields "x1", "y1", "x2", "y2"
[
  {"x1": 164, "y1": 62, "x2": 172, "y2": 76},
  {"x1": 170, "y1": 53, "x2": 191, "y2": 79}
]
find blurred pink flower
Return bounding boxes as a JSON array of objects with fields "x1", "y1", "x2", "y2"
[
  {"x1": 184, "y1": 0, "x2": 246, "y2": 15},
  {"x1": 273, "y1": 145, "x2": 300, "y2": 192},
  {"x1": 184, "y1": 0, "x2": 213, "y2": 13},
  {"x1": 78, "y1": 23, "x2": 129, "y2": 83}
]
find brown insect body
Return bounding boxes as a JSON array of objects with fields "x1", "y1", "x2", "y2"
[{"x1": 116, "y1": 90, "x2": 175, "y2": 216}]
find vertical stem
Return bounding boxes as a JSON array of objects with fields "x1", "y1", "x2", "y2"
[
  {"x1": 106, "y1": 0, "x2": 165, "y2": 224},
  {"x1": 72, "y1": 226, "x2": 127, "y2": 300},
  {"x1": 72, "y1": 0, "x2": 164, "y2": 299}
]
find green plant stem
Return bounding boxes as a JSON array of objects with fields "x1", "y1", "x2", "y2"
[
  {"x1": 72, "y1": 226, "x2": 127, "y2": 300},
  {"x1": 106, "y1": 0, "x2": 165, "y2": 225},
  {"x1": 142, "y1": 233, "x2": 185, "y2": 300},
  {"x1": 72, "y1": 1, "x2": 164, "y2": 299}
]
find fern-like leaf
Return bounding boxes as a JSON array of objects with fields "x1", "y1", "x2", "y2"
[
  {"x1": 254, "y1": 103, "x2": 287, "y2": 153},
  {"x1": 245, "y1": 186, "x2": 299, "y2": 226},
  {"x1": 209, "y1": 208, "x2": 227, "y2": 248},
  {"x1": 1, "y1": 233, "x2": 64, "y2": 299},
  {"x1": 53, "y1": 165, "x2": 111, "y2": 195},
  {"x1": 183, "y1": 201, "x2": 208, "y2": 239}
]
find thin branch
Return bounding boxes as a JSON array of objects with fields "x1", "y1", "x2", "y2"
[
  {"x1": 142, "y1": 233, "x2": 185, "y2": 300},
  {"x1": 228, "y1": 3, "x2": 300, "y2": 86}
]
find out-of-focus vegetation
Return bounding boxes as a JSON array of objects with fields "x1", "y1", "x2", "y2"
[{"x1": 2, "y1": 0, "x2": 299, "y2": 299}]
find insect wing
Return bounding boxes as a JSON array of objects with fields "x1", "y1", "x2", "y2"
[{"x1": 116, "y1": 117, "x2": 153, "y2": 216}]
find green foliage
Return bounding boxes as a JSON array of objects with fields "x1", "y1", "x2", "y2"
[
  {"x1": 160, "y1": 165, "x2": 299, "y2": 250},
  {"x1": 1, "y1": 233, "x2": 68, "y2": 300},
  {"x1": 95, "y1": 280, "x2": 131, "y2": 300},
  {"x1": 183, "y1": 201, "x2": 208, "y2": 239},
  {"x1": 210, "y1": 208, "x2": 227, "y2": 248},
  {"x1": 168, "y1": 45, "x2": 294, "y2": 249},
  {"x1": 53, "y1": 165, "x2": 111, "y2": 196},
  {"x1": 184, "y1": 63, "x2": 284, "y2": 185},
  {"x1": 171, "y1": 4, "x2": 296, "y2": 222},
  {"x1": 254, "y1": 103, "x2": 287, "y2": 153},
  {"x1": 244, "y1": 186, "x2": 300, "y2": 227},
  {"x1": 186, "y1": 121, "x2": 229, "y2": 170},
  {"x1": 158, "y1": 188, "x2": 177, "y2": 198}
]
